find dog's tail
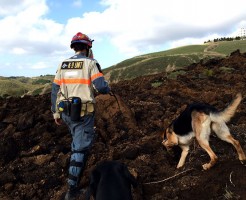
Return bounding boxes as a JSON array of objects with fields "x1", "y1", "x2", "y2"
[{"x1": 210, "y1": 93, "x2": 242, "y2": 123}]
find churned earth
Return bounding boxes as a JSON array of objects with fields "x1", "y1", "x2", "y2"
[{"x1": 0, "y1": 50, "x2": 246, "y2": 200}]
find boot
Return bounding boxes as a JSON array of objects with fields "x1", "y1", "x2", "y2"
[{"x1": 64, "y1": 185, "x2": 82, "y2": 200}]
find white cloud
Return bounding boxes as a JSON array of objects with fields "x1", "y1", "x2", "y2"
[
  {"x1": 0, "y1": 0, "x2": 66, "y2": 56},
  {"x1": 31, "y1": 61, "x2": 50, "y2": 69},
  {"x1": 72, "y1": 0, "x2": 82, "y2": 7},
  {"x1": 0, "y1": 0, "x2": 30, "y2": 16},
  {"x1": 12, "y1": 47, "x2": 27, "y2": 55},
  {"x1": 70, "y1": 0, "x2": 246, "y2": 55},
  {"x1": 1, "y1": 0, "x2": 246, "y2": 76}
]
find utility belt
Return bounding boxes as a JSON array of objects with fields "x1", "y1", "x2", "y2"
[{"x1": 58, "y1": 97, "x2": 94, "y2": 121}]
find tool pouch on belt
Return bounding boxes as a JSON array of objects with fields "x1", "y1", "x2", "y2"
[
  {"x1": 58, "y1": 97, "x2": 94, "y2": 121},
  {"x1": 70, "y1": 97, "x2": 82, "y2": 121},
  {"x1": 81, "y1": 103, "x2": 94, "y2": 117},
  {"x1": 58, "y1": 97, "x2": 82, "y2": 121},
  {"x1": 58, "y1": 100, "x2": 71, "y2": 116}
]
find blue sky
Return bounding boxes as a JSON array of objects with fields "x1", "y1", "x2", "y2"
[{"x1": 0, "y1": 0, "x2": 246, "y2": 77}]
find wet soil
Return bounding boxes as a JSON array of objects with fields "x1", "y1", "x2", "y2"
[{"x1": 0, "y1": 50, "x2": 246, "y2": 200}]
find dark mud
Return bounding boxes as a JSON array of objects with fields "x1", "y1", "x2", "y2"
[{"x1": 0, "y1": 50, "x2": 246, "y2": 200}]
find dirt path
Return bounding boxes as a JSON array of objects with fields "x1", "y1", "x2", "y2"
[{"x1": 204, "y1": 42, "x2": 225, "y2": 57}]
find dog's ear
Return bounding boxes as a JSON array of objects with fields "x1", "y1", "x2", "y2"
[
  {"x1": 167, "y1": 126, "x2": 174, "y2": 134},
  {"x1": 161, "y1": 130, "x2": 166, "y2": 140},
  {"x1": 162, "y1": 127, "x2": 173, "y2": 142}
]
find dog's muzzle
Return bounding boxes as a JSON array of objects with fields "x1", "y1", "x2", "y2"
[
  {"x1": 162, "y1": 139, "x2": 167, "y2": 144},
  {"x1": 162, "y1": 139, "x2": 178, "y2": 151},
  {"x1": 162, "y1": 139, "x2": 170, "y2": 150}
]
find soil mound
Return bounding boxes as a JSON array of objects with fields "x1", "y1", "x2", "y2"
[{"x1": 0, "y1": 50, "x2": 246, "y2": 200}]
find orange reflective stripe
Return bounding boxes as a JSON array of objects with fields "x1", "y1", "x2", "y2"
[
  {"x1": 91, "y1": 73, "x2": 103, "y2": 81},
  {"x1": 53, "y1": 79, "x2": 61, "y2": 85},
  {"x1": 59, "y1": 78, "x2": 91, "y2": 85}
]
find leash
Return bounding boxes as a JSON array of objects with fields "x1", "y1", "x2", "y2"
[
  {"x1": 109, "y1": 91, "x2": 121, "y2": 112},
  {"x1": 143, "y1": 168, "x2": 194, "y2": 185}
]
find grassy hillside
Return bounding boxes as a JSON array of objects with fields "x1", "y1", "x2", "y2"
[
  {"x1": 0, "y1": 75, "x2": 53, "y2": 97},
  {"x1": 104, "y1": 40, "x2": 246, "y2": 82},
  {"x1": 1, "y1": 40, "x2": 246, "y2": 97}
]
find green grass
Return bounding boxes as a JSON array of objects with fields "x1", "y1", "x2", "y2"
[
  {"x1": 104, "y1": 40, "x2": 246, "y2": 82},
  {"x1": 167, "y1": 70, "x2": 187, "y2": 79},
  {"x1": 151, "y1": 81, "x2": 163, "y2": 88},
  {"x1": 146, "y1": 44, "x2": 207, "y2": 56},
  {"x1": 2, "y1": 40, "x2": 246, "y2": 96},
  {"x1": 0, "y1": 79, "x2": 31, "y2": 97},
  {"x1": 214, "y1": 40, "x2": 246, "y2": 55},
  {"x1": 219, "y1": 66, "x2": 235, "y2": 73},
  {"x1": 0, "y1": 75, "x2": 54, "y2": 97}
]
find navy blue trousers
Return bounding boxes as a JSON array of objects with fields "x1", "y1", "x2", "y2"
[{"x1": 62, "y1": 113, "x2": 95, "y2": 186}]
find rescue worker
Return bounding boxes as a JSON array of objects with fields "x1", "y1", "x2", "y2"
[{"x1": 51, "y1": 32, "x2": 110, "y2": 200}]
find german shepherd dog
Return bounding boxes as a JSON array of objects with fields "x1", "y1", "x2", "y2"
[{"x1": 162, "y1": 93, "x2": 246, "y2": 170}]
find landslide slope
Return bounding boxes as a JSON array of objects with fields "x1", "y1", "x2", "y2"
[{"x1": 0, "y1": 50, "x2": 246, "y2": 200}]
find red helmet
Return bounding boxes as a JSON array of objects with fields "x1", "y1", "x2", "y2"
[{"x1": 70, "y1": 32, "x2": 94, "y2": 48}]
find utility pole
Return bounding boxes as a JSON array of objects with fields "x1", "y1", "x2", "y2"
[{"x1": 240, "y1": 28, "x2": 246, "y2": 39}]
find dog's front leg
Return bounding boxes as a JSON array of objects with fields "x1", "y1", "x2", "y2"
[{"x1": 177, "y1": 145, "x2": 190, "y2": 168}]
